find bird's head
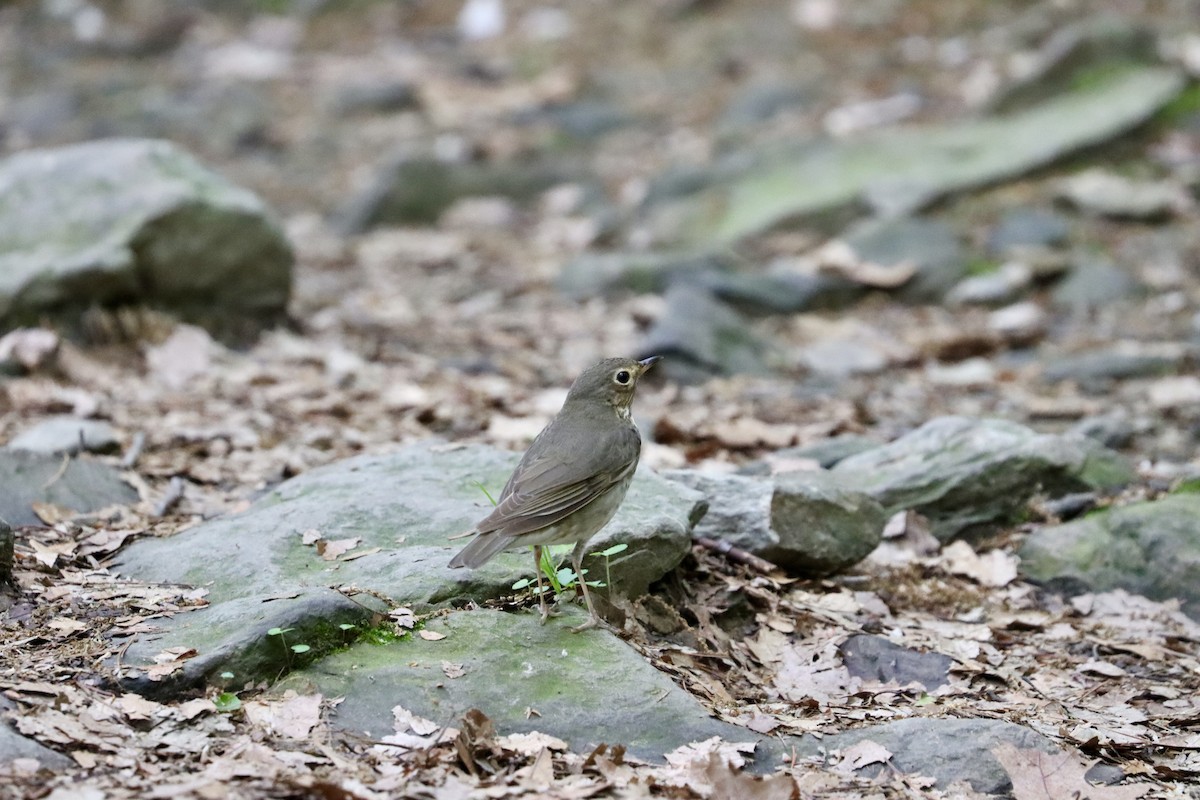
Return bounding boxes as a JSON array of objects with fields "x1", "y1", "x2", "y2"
[{"x1": 565, "y1": 356, "x2": 661, "y2": 415}]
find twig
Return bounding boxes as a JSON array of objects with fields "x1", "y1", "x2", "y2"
[
  {"x1": 693, "y1": 535, "x2": 779, "y2": 574},
  {"x1": 40, "y1": 453, "x2": 71, "y2": 490},
  {"x1": 120, "y1": 431, "x2": 146, "y2": 469},
  {"x1": 152, "y1": 477, "x2": 186, "y2": 517}
]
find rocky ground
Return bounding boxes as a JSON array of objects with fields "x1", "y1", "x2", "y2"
[{"x1": 2, "y1": 1, "x2": 1200, "y2": 798}]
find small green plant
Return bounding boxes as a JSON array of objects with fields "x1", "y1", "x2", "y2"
[
  {"x1": 213, "y1": 671, "x2": 241, "y2": 712},
  {"x1": 267, "y1": 626, "x2": 311, "y2": 667},
  {"x1": 471, "y1": 481, "x2": 499, "y2": 507},
  {"x1": 590, "y1": 543, "x2": 628, "y2": 590}
]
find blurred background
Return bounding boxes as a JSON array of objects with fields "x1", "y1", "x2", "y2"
[{"x1": 1, "y1": 0, "x2": 1199, "y2": 493}]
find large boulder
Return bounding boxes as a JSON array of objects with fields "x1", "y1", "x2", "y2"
[
  {"x1": 832, "y1": 417, "x2": 1133, "y2": 541},
  {"x1": 112, "y1": 441, "x2": 703, "y2": 695},
  {"x1": 664, "y1": 469, "x2": 885, "y2": 574},
  {"x1": 0, "y1": 138, "x2": 292, "y2": 338},
  {"x1": 1020, "y1": 493, "x2": 1200, "y2": 620}
]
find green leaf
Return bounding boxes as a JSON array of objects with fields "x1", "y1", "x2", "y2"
[
  {"x1": 267, "y1": 627, "x2": 293, "y2": 637},
  {"x1": 213, "y1": 692, "x2": 242, "y2": 713},
  {"x1": 338, "y1": 623, "x2": 356, "y2": 631},
  {"x1": 592, "y1": 543, "x2": 628, "y2": 558},
  {"x1": 219, "y1": 671, "x2": 235, "y2": 681},
  {"x1": 556, "y1": 567, "x2": 577, "y2": 586},
  {"x1": 290, "y1": 644, "x2": 311, "y2": 654},
  {"x1": 914, "y1": 693, "x2": 934, "y2": 706},
  {"x1": 512, "y1": 578, "x2": 533, "y2": 590}
]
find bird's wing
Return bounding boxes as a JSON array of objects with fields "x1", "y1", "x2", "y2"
[{"x1": 475, "y1": 421, "x2": 640, "y2": 538}]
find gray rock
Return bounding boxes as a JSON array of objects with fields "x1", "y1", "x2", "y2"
[
  {"x1": 718, "y1": 82, "x2": 812, "y2": 133},
  {"x1": 663, "y1": 470, "x2": 885, "y2": 574},
  {"x1": 1051, "y1": 257, "x2": 1142, "y2": 312},
  {"x1": 837, "y1": 634, "x2": 954, "y2": 690},
  {"x1": 1020, "y1": 493, "x2": 1200, "y2": 620},
  {"x1": 7, "y1": 417, "x2": 119, "y2": 456},
  {"x1": 987, "y1": 208, "x2": 1071, "y2": 255},
  {"x1": 638, "y1": 283, "x2": 770, "y2": 381},
  {"x1": 806, "y1": 717, "x2": 1062, "y2": 795},
  {"x1": 335, "y1": 155, "x2": 577, "y2": 234},
  {"x1": 832, "y1": 417, "x2": 1134, "y2": 542},
  {"x1": 0, "y1": 718, "x2": 72, "y2": 769},
  {"x1": 1041, "y1": 343, "x2": 1186, "y2": 384},
  {"x1": 557, "y1": 250, "x2": 734, "y2": 299},
  {"x1": 533, "y1": 101, "x2": 633, "y2": 141},
  {"x1": 648, "y1": 65, "x2": 1183, "y2": 245},
  {"x1": 112, "y1": 441, "x2": 703, "y2": 694},
  {"x1": 988, "y1": 16, "x2": 1157, "y2": 112},
  {"x1": 843, "y1": 217, "x2": 966, "y2": 303},
  {"x1": 278, "y1": 607, "x2": 772, "y2": 765},
  {"x1": 775, "y1": 436, "x2": 881, "y2": 469},
  {"x1": 0, "y1": 139, "x2": 292, "y2": 337},
  {"x1": 0, "y1": 450, "x2": 137, "y2": 528},
  {"x1": 1056, "y1": 168, "x2": 1191, "y2": 220},
  {"x1": 1069, "y1": 413, "x2": 1136, "y2": 450},
  {"x1": 327, "y1": 79, "x2": 417, "y2": 116},
  {"x1": 706, "y1": 268, "x2": 865, "y2": 314}
]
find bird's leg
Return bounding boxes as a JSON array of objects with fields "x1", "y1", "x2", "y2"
[
  {"x1": 569, "y1": 540, "x2": 600, "y2": 633},
  {"x1": 533, "y1": 546, "x2": 551, "y2": 624}
]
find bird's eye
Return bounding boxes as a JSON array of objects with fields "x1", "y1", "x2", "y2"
[{"x1": 614, "y1": 369, "x2": 631, "y2": 385}]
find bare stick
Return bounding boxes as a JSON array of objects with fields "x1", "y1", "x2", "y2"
[
  {"x1": 693, "y1": 535, "x2": 780, "y2": 574},
  {"x1": 152, "y1": 477, "x2": 186, "y2": 517}
]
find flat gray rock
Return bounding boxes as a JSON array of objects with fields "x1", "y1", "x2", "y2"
[
  {"x1": 832, "y1": 417, "x2": 1134, "y2": 541},
  {"x1": 648, "y1": 65, "x2": 1183, "y2": 245},
  {"x1": 0, "y1": 450, "x2": 136, "y2": 528},
  {"x1": 842, "y1": 217, "x2": 966, "y2": 303},
  {"x1": 112, "y1": 441, "x2": 703, "y2": 695},
  {"x1": 1020, "y1": 493, "x2": 1200, "y2": 620},
  {"x1": 664, "y1": 469, "x2": 885, "y2": 574},
  {"x1": 6, "y1": 416, "x2": 119, "y2": 455},
  {"x1": 837, "y1": 634, "x2": 954, "y2": 690},
  {"x1": 279, "y1": 607, "x2": 769, "y2": 765},
  {"x1": 0, "y1": 138, "x2": 292, "y2": 336}
]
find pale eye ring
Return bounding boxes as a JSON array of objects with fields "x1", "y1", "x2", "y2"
[{"x1": 614, "y1": 369, "x2": 631, "y2": 385}]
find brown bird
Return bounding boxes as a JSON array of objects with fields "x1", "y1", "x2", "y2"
[{"x1": 448, "y1": 356, "x2": 660, "y2": 631}]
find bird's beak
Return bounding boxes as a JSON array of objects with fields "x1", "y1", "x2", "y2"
[{"x1": 637, "y1": 355, "x2": 662, "y2": 373}]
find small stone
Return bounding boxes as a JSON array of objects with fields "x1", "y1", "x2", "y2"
[
  {"x1": 988, "y1": 301, "x2": 1047, "y2": 344},
  {"x1": 1148, "y1": 376, "x2": 1200, "y2": 410},
  {"x1": 1051, "y1": 258, "x2": 1141, "y2": 311},
  {"x1": 946, "y1": 262, "x2": 1032, "y2": 307},
  {"x1": 1041, "y1": 342, "x2": 1186, "y2": 384},
  {"x1": 987, "y1": 208, "x2": 1071, "y2": 255},
  {"x1": 926, "y1": 357, "x2": 996, "y2": 387},
  {"x1": 7, "y1": 417, "x2": 119, "y2": 456},
  {"x1": 1056, "y1": 168, "x2": 1192, "y2": 220}
]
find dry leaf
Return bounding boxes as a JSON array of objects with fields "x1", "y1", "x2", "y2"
[
  {"x1": 418, "y1": 630, "x2": 446, "y2": 641},
  {"x1": 831, "y1": 739, "x2": 892, "y2": 774},
  {"x1": 941, "y1": 540, "x2": 1018, "y2": 588},
  {"x1": 318, "y1": 537, "x2": 361, "y2": 561},
  {"x1": 993, "y1": 744, "x2": 1151, "y2": 800},
  {"x1": 496, "y1": 731, "x2": 569, "y2": 755},
  {"x1": 300, "y1": 529, "x2": 322, "y2": 546},
  {"x1": 441, "y1": 661, "x2": 465, "y2": 679},
  {"x1": 244, "y1": 692, "x2": 323, "y2": 739}
]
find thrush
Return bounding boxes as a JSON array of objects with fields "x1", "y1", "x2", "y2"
[{"x1": 448, "y1": 356, "x2": 660, "y2": 632}]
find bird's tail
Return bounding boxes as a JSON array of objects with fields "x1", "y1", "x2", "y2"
[{"x1": 447, "y1": 532, "x2": 513, "y2": 569}]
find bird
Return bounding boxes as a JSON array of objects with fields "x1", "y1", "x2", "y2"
[{"x1": 448, "y1": 356, "x2": 661, "y2": 632}]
